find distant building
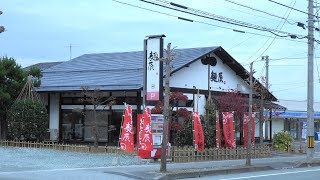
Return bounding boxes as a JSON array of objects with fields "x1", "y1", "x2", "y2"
[{"x1": 273, "y1": 100, "x2": 320, "y2": 140}]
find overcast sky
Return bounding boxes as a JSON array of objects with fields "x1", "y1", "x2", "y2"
[{"x1": 1, "y1": 0, "x2": 320, "y2": 102}]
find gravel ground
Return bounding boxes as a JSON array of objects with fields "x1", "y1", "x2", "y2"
[{"x1": 0, "y1": 147, "x2": 148, "y2": 172}]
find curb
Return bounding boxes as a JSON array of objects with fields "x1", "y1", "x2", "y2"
[
  {"x1": 158, "y1": 166, "x2": 273, "y2": 180},
  {"x1": 296, "y1": 159, "x2": 320, "y2": 168}
]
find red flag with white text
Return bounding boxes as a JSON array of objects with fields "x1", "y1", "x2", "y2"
[
  {"x1": 193, "y1": 112, "x2": 205, "y2": 151},
  {"x1": 119, "y1": 105, "x2": 134, "y2": 152},
  {"x1": 139, "y1": 107, "x2": 154, "y2": 151},
  {"x1": 222, "y1": 112, "x2": 236, "y2": 149},
  {"x1": 243, "y1": 112, "x2": 255, "y2": 147}
]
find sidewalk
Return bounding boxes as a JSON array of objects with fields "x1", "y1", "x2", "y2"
[{"x1": 103, "y1": 152, "x2": 320, "y2": 180}]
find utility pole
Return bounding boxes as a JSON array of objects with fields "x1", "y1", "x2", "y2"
[
  {"x1": 262, "y1": 56, "x2": 269, "y2": 141},
  {"x1": 261, "y1": 55, "x2": 269, "y2": 143},
  {"x1": 160, "y1": 43, "x2": 172, "y2": 172},
  {"x1": 307, "y1": 0, "x2": 315, "y2": 159},
  {"x1": 246, "y1": 62, "x2": 254, "y2": 166}
]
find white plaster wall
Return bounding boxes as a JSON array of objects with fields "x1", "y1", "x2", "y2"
[
  {"x1": 197, "y1": 95, "x2": 206, "y2": 115},
  {"x1": 49, "y1": 93, "x2": 60, "y2": 141},
  {"x1": 272, "y1": 119, "x2": 284, "y2": 138},
  {"x1": 170, "y1": 54, "x2": 250, "y2": 115},
  {"x1": 255, "y1": 118, "x2": 260, "y2": 137},
  {"x1": 170, "y1": 54, "x2": 250, "y2": 94}
]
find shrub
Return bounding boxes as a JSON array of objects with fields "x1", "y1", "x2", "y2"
[
  {"x1": 273, "y1": 131, "x2": 293, "y2": 152},
  {"x1": 7, "y1": 99, "x2": 48, "y2": 141}
]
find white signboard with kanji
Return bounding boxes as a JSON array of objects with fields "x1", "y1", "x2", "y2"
[{"x1": 146, "y1": 38, "x2": 161, "y2": 101}]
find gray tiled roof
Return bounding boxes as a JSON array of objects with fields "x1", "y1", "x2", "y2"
[
  {"x1": 38, "y1": 47, "x2": 218, "y2": 91},
  {"x1": 24, "y1": 62, "x2": 63, "y2": 72}
]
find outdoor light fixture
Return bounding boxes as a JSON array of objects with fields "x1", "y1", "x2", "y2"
[{"x1": 201, "y1": 56, "x2": 217, "y2": 66}]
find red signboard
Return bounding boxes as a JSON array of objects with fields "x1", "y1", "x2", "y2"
[
  {"x1": 243, "y1": 112, "x2": 255, "y2": 147},
  {"x1": 119, "y1": 105, "x2": 134, "y2": 152},
  {"x1": 222, "y1": 112, "x2": 236, "y2": 149},
  {"x1": 193, "y1": 112, "x2": 205, "y2": 151},
  {"x1": 140, "y1": 108, "x2": 154, "y2": 151}
]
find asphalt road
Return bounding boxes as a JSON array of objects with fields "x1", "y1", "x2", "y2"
[{"x1": 188, "y1": 166, "x2": 320, "y2": 180}]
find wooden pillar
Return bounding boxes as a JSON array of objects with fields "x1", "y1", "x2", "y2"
[{"x1": 297, "y1": 119, "x2": 302, "y2": 142}]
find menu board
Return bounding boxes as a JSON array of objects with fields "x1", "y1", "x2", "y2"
[{"x1": 151, "y1": 114, "x2": 164, "y2": 148}]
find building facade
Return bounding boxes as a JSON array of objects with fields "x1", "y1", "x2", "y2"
[{"x1": 36, "y1": 46, "x2": 276, "y2": 144}]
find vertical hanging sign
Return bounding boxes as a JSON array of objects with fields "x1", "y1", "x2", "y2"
[
  {"x1": 243, "y1": 112, "x2": 255, "y2": 147},
  {"x1": 144, "y1": 35, "x2": 165, "y2": 102},
  {"x1": 119, "y1": 105, "x2": 134, "y2": 152},
  {"x1": 222, "y1": 112, "x2": 236, "y2": 149},
  {"x1": 193, "y1": 112, "x2": 205, "y2": 151},
  {"x1": 140, "y1": 107, "x2": 154, "y2": 151}
]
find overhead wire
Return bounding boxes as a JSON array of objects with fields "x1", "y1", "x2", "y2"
[
  {"x1": 227, "y1": 35, "x2": 255, "y2": 51},
  {"x1": 247, "y1": 0, "x2": 296, "y2": 63},
  {"x1": 272, "y1": 85, "x2": 306, "y2": 92},
  {"x1": 112, "y1": 0, "x2": 307, "y2": 44},
  {"x1": 224, "y1": 0, "x2": 297, "y2": 25},
  {"x1": 141, "y1": 0, "x2": 306, "y2": 38},
  {"x1": 268, "y1": 0, "x2": 319, "y2": 19}
]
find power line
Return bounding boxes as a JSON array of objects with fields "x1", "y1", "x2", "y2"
[
  {"x1": 272, "y1": 81, "x2": 305, "y2": 85},
  {"x1": 112, "y1": 0, "x2": 307, "y2": 44},
  {"x1": 268, "y1": 0, "x2": 319, "y2": 18},
  {"x1": 224, "y1": 0, "x2": 297, "y2": 25},
  {"x1": 216, "y1": 3, "x2": 285, "y2": 23},
  {"x1": 141, "y1": 0, "x2": 306, "y2": 38},
  {"x1": 249, "y1": 0, "x2": 296, "y2": 63},
  {"x1": 272, "y1": 85, "x2": 305, "y2": 92},
  {"x1": 227, "y1": 35, "x2": 255, "y2": 51}
]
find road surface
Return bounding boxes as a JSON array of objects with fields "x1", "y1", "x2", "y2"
[{"x1": 187, "y1": 166, "x2": 320, "y2": 180}]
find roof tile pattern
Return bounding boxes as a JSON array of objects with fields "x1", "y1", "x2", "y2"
[{"x1": 39, "y1": 47, "x2": 217, "y2": 91}]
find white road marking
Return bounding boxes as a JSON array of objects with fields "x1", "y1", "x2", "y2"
[
  {"x1": 0, "y1": 164, "x2": 158, "y2": 175},
  {"x1": 219, "y1": 168, "x2": 320, "y2": 180}
]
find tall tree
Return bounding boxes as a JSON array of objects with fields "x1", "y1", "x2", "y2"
[
  {"x1": 217, "y1": 91, "x2": 247, "y2": 134},
  {"x1": 81, "y1": 86, "x2": 115, "y2": 147},
  {"x1": 0, "y1": 56, "x2": 42, "y2": 139},
  {"x1": 0, "y1": 57, "x2": 26, "y2": 139}
]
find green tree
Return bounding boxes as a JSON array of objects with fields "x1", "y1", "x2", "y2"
[
  {"x1": 273, "y1": 131, "x2": 293, "y2": 152},
  {"x1": 28, "y1": 66, "x2": 42, "y2": 87},
  {"x1": 0, "y1": 56, "x2": 26, "y2": 139},
  {"x1": 173, "y1": 108, "x2": 216, "y2": 148},
  {"x1": 7, "y1": 99, "x2": 48, "y2": 141},
  {"x1": 0, "y1": 56, "x2": 42, "y2": 139}
]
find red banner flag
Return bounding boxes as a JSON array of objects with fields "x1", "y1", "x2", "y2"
[
  {"x1": 222, "y1": 112, "x2": 236, "y2": 149},
  {"x1": 243, "y1": 112, "x2": 255, "y2": 147},
  {"x1": 139, "y1": 107, "x2": 154, "y2": 151},
  {"x1": 193, "y1": 112, "x2": 205, "y2": 151},
  {"x1": 216, "y1": 111, "x2": 221, "y2": 149},
  {"x1": 119, "y1": 105, "x2": 134, "y2": 152}
]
